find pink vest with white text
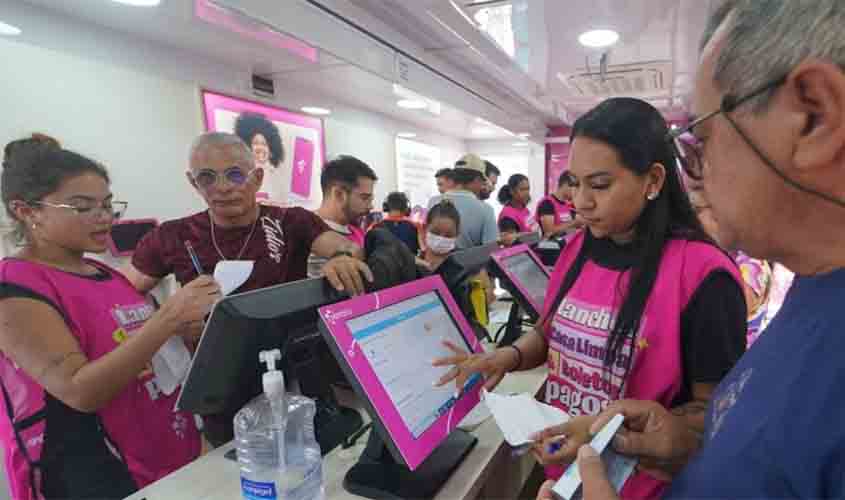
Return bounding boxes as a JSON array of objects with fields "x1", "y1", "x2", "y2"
[
  {"x1": 498, "y1": 204, "x2": 537, "y2": 233},
  {"x1": 0, "y1": 259, "x2": 200, "y2": 499},
  {"x1": 540, "y1": 232, "x2": 740, "y2": 499}
]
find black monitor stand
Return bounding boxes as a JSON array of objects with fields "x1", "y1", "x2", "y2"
[{"x1": 344, "y1": 429, "x2": 477, "y2": 500}]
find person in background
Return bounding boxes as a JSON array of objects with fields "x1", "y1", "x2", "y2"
[
  {"x1": 536, "y1": 170, "x2": 582, "y2": 239},
  {"x1": 435, "y1": 167, "x2": 455, "y2": 195},
  {"x1": 124, "y1": 133, "x2": 372, "y2": 446},
  {"x1": 421, "y1": 200, "x2": 495, "y2": 305},
  {"x1": 428, "y1": 154, "x2": 497, "y2": 248},
  {"x1": 689, "y1": 185, "x2": 773, "y2": 346},
  {"x1": 552, "y1": 2, "x2": 845, "y2": 498},
  {"x1": 0, "y1": 139, "x2": 219, "y2": 498},
  {"x1": 309, "y1": 156, "x2": 378, "y2": 277},
  {"x1": 479, "y1": 160, "x2": 501, "y2": 201},
  {"x1": 437, "y1": 98, "x2": 746, "y2": 500},
  {"x1": 234, "y1": 112, "x2": 284, "y2": 202},
  {"x1": 372, "y1": 191, "x2": 422, "y2": 256},
  {"x1": 497, "y1": 173, "x2": 537, "y2": 246}
]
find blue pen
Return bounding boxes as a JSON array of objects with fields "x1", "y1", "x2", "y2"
[
  {"x1": 547, "y1": 441, "x2": 562, "y2": 454},
  {"x1": 184, "y1": 240, "x2": 205, "y2": 275}
]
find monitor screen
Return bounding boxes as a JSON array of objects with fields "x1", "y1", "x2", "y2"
[
  {"x1": 318, "y1": 275, "x2": 483, "y2": 470},
  {"x1": 501, "y1": 251, "x2": 549, "y2": 310},
  {"x1": 346, "y1": 290, "x2": 468, "y2": 439}
]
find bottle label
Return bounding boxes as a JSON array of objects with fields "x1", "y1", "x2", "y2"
[{"x1": 241, "y1": 478, "x2": 278, "y2": 500}]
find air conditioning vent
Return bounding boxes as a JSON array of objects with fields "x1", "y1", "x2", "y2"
[{"x1": 557, "y1": 61, "x2": 672, "y2": 98}]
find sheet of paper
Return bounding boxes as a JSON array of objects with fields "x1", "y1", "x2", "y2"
[
  {"x1": 151, "y1": 336, "x2": 193, "y2": 396},
  {"x1": 213, "y1": 260, "x2": 254, "y2": 296},
  {"x1": 483, "y1": 390, "x2": 570, "y2": 447},
  {"x1": 552, "y1": 414, "x2": 635, "y2": 500}
]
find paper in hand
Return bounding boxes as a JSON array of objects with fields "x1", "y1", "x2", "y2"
[
  {"x1": 483, "y1": 390, "x2": 570, "y2": 447},
  {"x1": 213, "y1": 260, "x2": 254, "y2": 296}
]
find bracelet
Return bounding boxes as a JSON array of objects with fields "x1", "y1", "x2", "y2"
[
  {"x1": 330, "y1": 249, "x2": 354, "y2": 260},
  {"x1": 505, "y1": 344, "x2": 523, "y2": 372}
]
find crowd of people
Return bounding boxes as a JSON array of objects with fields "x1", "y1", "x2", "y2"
[{"x1": 0, "y1": 0, "x2": 842, "y2": 498}]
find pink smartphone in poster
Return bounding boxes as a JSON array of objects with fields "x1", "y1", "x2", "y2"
[{"x1": 290, "y1": 137, "x2": 314, "y2": 198}]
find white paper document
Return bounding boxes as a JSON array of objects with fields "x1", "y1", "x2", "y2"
[
  {"x1": 151, "y1": 336, "x2": 193, "y2": 396},
  {"x1": 483, "y1": 390, "x2": 570, "y2": 447},
  {"x1": 213, "y1": 260, "x2": 254, "y2": 296},
  {"x1": 552, "y1": 414, "x2": 637, "y2": 500}
]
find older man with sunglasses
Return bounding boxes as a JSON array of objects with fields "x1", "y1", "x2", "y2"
[
  {"x1": 538, "y1": 1, "x2": 845, "y2": 499},
  {"x1": 124, "y1": 132, "x2": 372, "y2": 445}
]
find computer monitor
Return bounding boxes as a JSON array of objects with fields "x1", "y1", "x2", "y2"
[
  {"x1": 490, "y1": 244, "x2": 551, "y2": 320},
  {"x1": 106, "y1": 218, "x2": 158, "y2": 257},
  {"x1": 317, "y1": 275, "x2": 482, "y2": 499},
  {"x1": 176, "y1": 277, "x2": 362, "y2": 453}
]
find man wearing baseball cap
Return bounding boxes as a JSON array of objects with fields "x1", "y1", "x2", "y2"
[{"x1": 427, "y1": 153, "x2": 498, "y2": 248}]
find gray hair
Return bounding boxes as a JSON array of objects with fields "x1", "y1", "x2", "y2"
[
  {"x1": 189, "y1": 132, "x2": 254, "y2": 168},
  {"x1": 701, "y1": 0, "x2": 845, "y2": 111}
]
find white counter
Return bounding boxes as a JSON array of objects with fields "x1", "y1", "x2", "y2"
[{"x1": 125, "y1": 367, "x2": 546, "y2": 500}]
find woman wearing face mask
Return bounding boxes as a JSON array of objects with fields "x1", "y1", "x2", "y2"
[
  {"x1": 434, "y1": 98, "x2": 747, "y2": 499},
  {"x1": 0, "y1": 138, "x2": 220, "y2": 499},
  {"x1": 422, "y1": 201, "x2": 495, "y2": 304},
  {"x1": 498, "y1": 174, "x2": 537, "y2": 246}
]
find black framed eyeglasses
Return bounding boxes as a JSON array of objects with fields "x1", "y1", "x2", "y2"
[
  {"x1": 668, "y1": 75, "x2": 787, "y2": 181},
  {"x1": 190, "y1": 166, "x2": 255, "y2": 189}
]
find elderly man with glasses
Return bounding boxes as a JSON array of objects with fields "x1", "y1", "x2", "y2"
[
  {"x1": 539, "y1": 1, "x2": 845, "y2": 499},
  {"x1": 124, "y1": 131, "x2": 372, "y2": 446}
]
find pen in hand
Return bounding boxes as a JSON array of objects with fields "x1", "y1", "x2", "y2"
[{"x1": 185, "y1": 240, "x2": 205, "y2": 276}]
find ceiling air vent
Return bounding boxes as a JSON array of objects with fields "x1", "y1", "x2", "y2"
[{"x1": 557, "y1": 61, "x2": 672, "y2": 98}]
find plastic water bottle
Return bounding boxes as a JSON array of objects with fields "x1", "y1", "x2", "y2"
[{"x1": 234, "y1": 349, "x2": 324, "y2": 500}]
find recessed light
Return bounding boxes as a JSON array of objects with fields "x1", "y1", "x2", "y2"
[
  {"x1": 110, "y1": 0, "x2": 161, "y2": 6},
  {"x1": 471, "y1": 127, "x2": 495, "y2": 136},
  {"x1": 301, "y1": 106, "x2": 331, "y2": 116},
  {"x1": 517, "y1": 133, "x2": 531, "y2": 138},
  {"x1": 397, "y1": 132, "x2": 417, "y2": 139},
  {"x1": 0, "y1": 21, "x2": 22, "y2": 36},
  {"x1": 512, "y1": 142, "x2": 530, "y2": 147},
  {"x1": 578, "y1": 29, "x2": 619, "y2": 48},
  {"x1": 397, "y1": 99, "x2": 427, "y2": 110}
]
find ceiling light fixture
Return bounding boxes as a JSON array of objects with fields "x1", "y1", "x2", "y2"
[
  {"x1": 471, "y1": 127, "x2": 495, "y2": 136},
  {"x1": 512, "y1": 142, "x2": 530, "y2": 147},
  {"x1": 110, "y1": 0, "x2": 161, "y2": 6},
  {"x1": 301, "y1": 106, "x2": 331, "y2": 116},
  {"x1": 397, "y1": 99, "x2": 427, "y2": 110},
  {"x1": 578, "y1": 29, "x2": 619, "y2": 48},
  {"x1": 397, "y1": 132, "x2": 417, "y2": 139},
  {"x1": 517, "y1": 133, "x2": 531, "y2": 138},
  {"x1": 0, "y1": 21, "x2": 22, "y2": 36}
]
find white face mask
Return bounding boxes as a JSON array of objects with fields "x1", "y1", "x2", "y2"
[{"x1": 426, "y1": 232, "x2": 456, "y2": 255}]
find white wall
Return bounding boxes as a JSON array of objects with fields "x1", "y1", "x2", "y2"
[{"x1": 0, "y1": 3, "x2": 466, "y2": 227}]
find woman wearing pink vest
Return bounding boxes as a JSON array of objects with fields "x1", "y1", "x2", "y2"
[
  {"x1": 536, "y1": 171, "x2": 581, "y2": 239},
  {"x1": 0, "y1": 138, "x2": 220, "y2": 499},
  {"x1": 435, "y1": 99, "x2": 747, "y2": 499},
  {"x1": 498, "y1": 173, "x2": 538, "y2": 245}
]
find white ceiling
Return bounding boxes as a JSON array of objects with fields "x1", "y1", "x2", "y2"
[{"x1": 10, "y1": 0, "x2": 719, "y2": 139}]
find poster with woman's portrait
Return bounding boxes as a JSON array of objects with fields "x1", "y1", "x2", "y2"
[{"x1": 201, "y1": 90, "x2": 326, "y2": 209}]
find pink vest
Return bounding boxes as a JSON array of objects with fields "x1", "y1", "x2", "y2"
[
  {"x1": 535, "y1": 195, "x2": 574, "y2": 230},
  {"x1": 498, "y1": 205, "x2": 537, "y2": 233},
  {"x1": 0, "y1": 259, "x2": 200, "y2": 499},
  {"x1": 347, "y1": 224, "x2": 366, "y2": 247},
  {"x1": 540, "y1": 232, "x2": 740, "y2": 499}
]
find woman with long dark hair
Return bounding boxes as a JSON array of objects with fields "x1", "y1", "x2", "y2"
[
  {"x1": 497, "y1": 173, "x2": 537, "y2": 245},
  {"x1": 434, "y1": 98, "x2": 747, "y2": 498}
]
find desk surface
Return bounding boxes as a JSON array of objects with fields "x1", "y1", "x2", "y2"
[{"x1": 125, "y1": 367, "x2": 546, "y2": 500}]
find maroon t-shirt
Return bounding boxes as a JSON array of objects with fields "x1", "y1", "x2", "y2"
[{"x1": 133, "y1": 205, "x2": 329, "y2": 291}]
